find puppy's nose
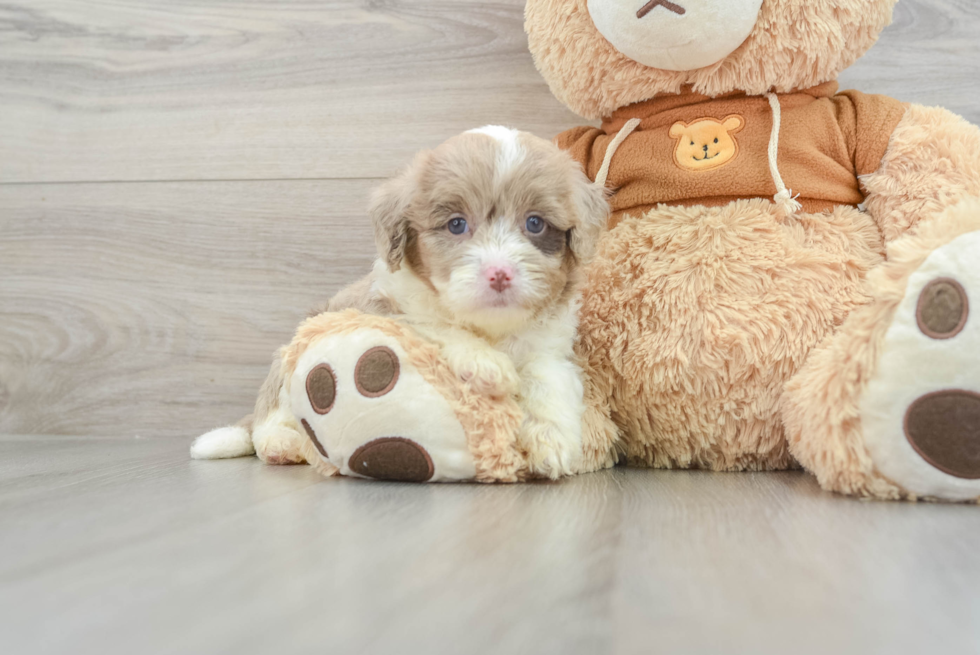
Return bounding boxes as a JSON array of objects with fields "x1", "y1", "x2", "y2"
[
  {"x1": 702, "y1": 144, "x2": 709, "y2": 152},
  {"x1": 486, "y1": 267, "x2": 514, "y2": 293}
]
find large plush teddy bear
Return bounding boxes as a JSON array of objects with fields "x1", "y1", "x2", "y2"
[
  {"x1": 525, "y1": 0, "x2": 980, "y2": 500},
  {"x1": 196, "y1": 0, "x2": 980, "y2": 502}
]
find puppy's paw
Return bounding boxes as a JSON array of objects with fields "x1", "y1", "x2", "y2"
[
  {"x1": 520, "y1": 420, "x2": 582, "y2": 480},
  {"x1": 253, "y1": 422, "x2": 307, "y2": 465},
  {"x1": 446, "y1": 347, "x2": 520, "y2": 398}
]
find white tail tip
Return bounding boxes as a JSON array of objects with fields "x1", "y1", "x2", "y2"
[{"x1": 190, "y1": 426, "x2": 255, "y2": 460}]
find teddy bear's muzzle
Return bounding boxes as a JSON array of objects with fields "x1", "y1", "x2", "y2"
[{"x1": 587, "y1": 0, "x2": 764, "y2": 72}]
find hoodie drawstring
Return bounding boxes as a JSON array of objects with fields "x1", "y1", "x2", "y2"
[{"x1": 595, "y1": 94, "x2": 802, "y2": 218}]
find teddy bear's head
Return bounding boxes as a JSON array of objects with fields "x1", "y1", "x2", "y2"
[{"x1": 526, "y1": 0, "x2": 897, "y2": 119}]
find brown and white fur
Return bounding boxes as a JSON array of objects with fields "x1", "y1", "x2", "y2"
[{"x1": 191, "y1": 126, "x2": 609, "y2": 479}]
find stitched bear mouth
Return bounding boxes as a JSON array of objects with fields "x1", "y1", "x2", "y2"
[
  {"x1": 637, "y1": 0, "x2": 686, "y2": 19},
  {"x1": 693, "y1": 152, "x2": 721, "y2": 161}
]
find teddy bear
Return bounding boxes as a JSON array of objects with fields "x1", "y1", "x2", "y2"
[
  {"x1": 523, "y1": 0, "x2": 980, "y2": 500},
  {"x1": 203, "y1": 0, "x2": 979, "y2": 501}
]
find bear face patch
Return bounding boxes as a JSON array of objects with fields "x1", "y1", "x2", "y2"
[{"x1": 669, "y1": 115, "x2": 745, "y2": 172}]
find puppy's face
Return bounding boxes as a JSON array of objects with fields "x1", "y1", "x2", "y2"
[{"x1": 372, "y1": 127, "x2": 609, "y2": 332}]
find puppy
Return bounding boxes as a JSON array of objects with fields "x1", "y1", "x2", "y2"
[{"x1": 192, "y1": 126, "x2": 609, "y2": 479}]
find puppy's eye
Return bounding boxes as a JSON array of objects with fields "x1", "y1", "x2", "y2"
[
  {"x1": 714, "y1": 138, "x2": 719, "y2": 144},
  {"x1": 525, "y1": 216, "x2": 546, "y2": 234},
  {"x1": 447, "y1": 217, "x2": 468, "y2": 235},
  {"x1": 690, "y1": 141, "x2": 695, "y2": 146}
]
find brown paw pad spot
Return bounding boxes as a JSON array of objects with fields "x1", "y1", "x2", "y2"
[
  {"x1": 905, "y1": 390, "x2": 980, "y2": 479},
  {"x1": 917, "y1": 278, "x2": 969, "y2": 339},
  {"x1": 348, "y1": 437, "x2": 434, "y2": 482},
  {"x1": 354, "y1": 346, "x2": 400, "y2": 398},
  {"x1": 306, "y1": 364, "x2": 337, "y2": 414},
  {"x1": 301, "y1": 419, "x2": 328, "y2": 459}
]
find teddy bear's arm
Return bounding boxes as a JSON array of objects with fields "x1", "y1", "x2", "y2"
[
  {"x1": 554, "y1": 125, "x2": 606, "y2": 182},
  {"x1": 861, "y1": 104, "x2": 980, "y2": 243}
]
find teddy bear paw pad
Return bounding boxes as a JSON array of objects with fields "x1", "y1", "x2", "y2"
[
  {"x1": 348, "y1": 437, "x2": 435, "y2": 482},
  {"x1": 904, "y1": 390, "x2": 980, "y2": 480},
  {"x1": 861, "y1": 230, "x2": 980, "y2": 500},
  {"x1": 289, "y1": 329, "x2": 476, "y2": 482}
]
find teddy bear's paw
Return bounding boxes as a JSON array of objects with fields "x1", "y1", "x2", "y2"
[
  {"x1": 861, "y1": 229, "x2": 980, "y2": 501},
  {"x1": 288, "y1": 328, "x2": 477, "y2": 482}
]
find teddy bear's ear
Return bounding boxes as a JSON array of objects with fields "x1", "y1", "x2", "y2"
[
  {"x1": 722, "y1": 115, "x2": 746, "y2": 133},
  {"x1": 369, "y1": 152, "x2": 428, "y2": 271},
  {"x1": 668, "y1": 122, "x2": 687, "y2": 139}
]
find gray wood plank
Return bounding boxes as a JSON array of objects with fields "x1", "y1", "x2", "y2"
[
  {"x1": 839, "y1": 0, "x2": 980, "y2": 115},
  {"x1": 2, "y1": 0, "x2": 979, "y2": 184},
  {"x1": 0, "y1": 180, "x2": 378, "y2": 438},
  {"x1": 0, "y1": 0, "x2": 587, "y2": 184},
  {"x1": 2, "y1": 435, "x2": 979, "y2": 655}
]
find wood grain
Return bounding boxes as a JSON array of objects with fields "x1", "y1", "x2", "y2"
[
  {"x1": 0, "y1": 180, "x2": 378, "y2": 437},
  {"x1": 2, "y1": 436, "x2": 980, "y2": 655},
  {"x1": 0, "y1": 0, "x2": 587, "y2": 183},
  {"x1": 839, "y1": 0, "x2": 980, "y2": 116}
]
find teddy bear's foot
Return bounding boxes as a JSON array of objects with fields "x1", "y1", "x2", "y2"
[
  {"x1": 784, "y1": 202, "x2": 980, "y2": 501},
  {"x1": 287, "y1": 327, "x2": 479, "y2": 482},
  {"x1": 860, "y1": 228, "x2": 980, "y2": 501}
]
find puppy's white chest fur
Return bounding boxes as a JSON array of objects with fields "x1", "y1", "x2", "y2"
[{"x1": 497, "y1": 301, "x2": 580, "y2": 369}]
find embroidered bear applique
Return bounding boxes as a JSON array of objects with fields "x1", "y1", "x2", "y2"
[{"x1": 668, "y1": 115, "x2": 745, "y2": 172}]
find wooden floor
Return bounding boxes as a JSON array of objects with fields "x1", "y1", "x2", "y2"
[
  {"x1": 4, "y1": 1, "x2": 980, "y2": 653},
  {"x1": 2, "y1": 434, "x2": 980, "y2": 655}
]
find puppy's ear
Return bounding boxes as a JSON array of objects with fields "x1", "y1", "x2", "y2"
[
  {"x1": 567, "y1": 168, "x2": 610, "y2": 265},
  {"x1": 369, "y1": 151, "x2": 428, "y2": 270}
]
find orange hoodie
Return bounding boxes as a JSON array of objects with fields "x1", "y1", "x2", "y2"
[{"x1": 556, "y1": 82, "x2": 907, "y2": 227}]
